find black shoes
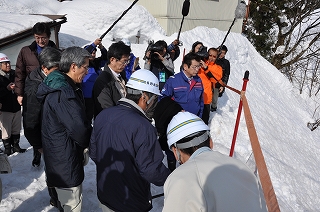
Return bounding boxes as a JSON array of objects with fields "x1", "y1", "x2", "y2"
[
  {"x1": 11, "y1": 135, "x2": 26, "y2": 153},
  {"x1": 32, "y1": 149, "x2": 41, "y2": 167},
  {"x1": 2, "y1": 139, "x2": 12, "y2": 156}
]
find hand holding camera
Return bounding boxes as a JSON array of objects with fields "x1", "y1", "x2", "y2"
[{"x1": 200, "y1": 60, "x2": 208, "y2": 70}]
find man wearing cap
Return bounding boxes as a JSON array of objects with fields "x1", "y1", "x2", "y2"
[
  {"x1": 0, "y1": 53, "x2": 26, "y2": 155},
  {"x1": 163, "y1": 111, "x2": 268, "y2": 212},
  {"x1": 160, "y1": 52, "x2": 204, "y2": 118},
  {"x1": 82, "y1": 38, "x2": 107, "y2": 122},
  {"x1": 90, "y1": 69, "x2": 170, "y2": 212}
]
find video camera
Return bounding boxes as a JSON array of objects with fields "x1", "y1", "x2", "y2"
[
  {"x1": 196, "y1": 46, "x2": 209, "y2": 60},
  {"x1": 143, "y1": 40, "x2": 167, "y2": 61},
  {"x1": 149, "y1": 44, "x2": 164, "y2": 61}
]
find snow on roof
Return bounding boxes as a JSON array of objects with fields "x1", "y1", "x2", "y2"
[{"x1": 0, "y1": 13, "x2": 52, "y2": 39}]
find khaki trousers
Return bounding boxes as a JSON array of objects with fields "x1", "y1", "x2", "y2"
[
  {"x1": 0, "y1": 111, "x2": 21, "y2": 139},
  {"x1": 100, "y1": 202, "x2": 115, "y2": 212},
  {"x1": 56, "y1": 185, "x2": 82, "y2": 212}
]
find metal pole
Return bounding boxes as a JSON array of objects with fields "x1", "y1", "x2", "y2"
[
  {"x1": 100, "y1": 0, "x2": 139, "y2": 39},
  {"x1": 229, "y1": 71, "x2": 249, "y2": 157}
]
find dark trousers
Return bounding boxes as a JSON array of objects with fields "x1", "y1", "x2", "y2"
[
  {"x1": 84, "y1": 98, "x2": 94, "y2": 123},
  {"x1": 202, "y1": 104, "x2": 210, "y2": 125}
]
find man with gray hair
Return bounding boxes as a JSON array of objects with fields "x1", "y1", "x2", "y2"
[
  {"x1": 23, "y1": 47, "x2": 61, "y2": 167},
  {"x1": 22, "y1": 47, "x2": 62, "y2": 210},
  {"x1": 37, "y1": 46, "x2": 92, "y2": 212}
]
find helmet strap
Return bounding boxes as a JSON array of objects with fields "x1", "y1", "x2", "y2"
[
  {"x1": 173, "y1": 145, "x2": 182, "y2": 164},
  {"x1": 146, "y1": 94, "x2": 156, "y2": 105},
  {"x1": 175, "y1": 131, "x2": 209, "y2": 149},
  {"x1": 126, "y1": 87, "x2": 142, "y2": 95}
]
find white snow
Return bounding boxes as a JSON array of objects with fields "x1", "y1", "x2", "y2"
[{"x1": 1, "y1": 0, "x2": 320, "y2": 211}]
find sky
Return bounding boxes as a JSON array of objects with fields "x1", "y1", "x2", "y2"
[{"x1": 0, "y1": 0, "x2": 320, "y2": 211}]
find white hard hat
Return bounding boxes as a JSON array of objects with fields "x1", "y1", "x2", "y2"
[
  {"x1": 121, "y1": 38, "x2": 131, "y2": 47},
  {"x1": 0, "y1": 53, "x2": 10, "y2": 63},
  {"x1": 167, "y1": 111, "x2": 209, "y2": 148},
  {"x1": 126, "y1": 69, "x2": 161, "y2": 95}
]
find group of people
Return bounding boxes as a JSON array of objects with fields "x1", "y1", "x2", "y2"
[{"x1": 0, "y1": 21, "x2": 268, "y2": 211}]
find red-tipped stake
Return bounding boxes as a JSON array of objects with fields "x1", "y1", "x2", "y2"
[{"x1": 229, "y1": 71, "x2": 249, "y2": 157}]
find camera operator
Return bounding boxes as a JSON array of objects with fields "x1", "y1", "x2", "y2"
[
  {"x1": 194, "y1": 45, "x2": 214, "y2": 123},
  {"x1": 144, "y1": 40, "x2": 174, "y2": 90},
  {"x1": 199, "y1": 48, "x2": 223, "y2": 113}
]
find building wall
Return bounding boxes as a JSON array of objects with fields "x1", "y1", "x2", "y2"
[
  {"x1": 0, "y1": 28, "x2": 55, "y2": 69},
  {"x1": 132, "y1": 0, "x2": 243, "y2": 36}
]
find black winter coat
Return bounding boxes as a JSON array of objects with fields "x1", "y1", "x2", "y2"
[
  {"x1": 92, "y1": 65, "x2": 123, "y2": 118},
  {"x1": 22, "y1": 67, "x2": 46, "y2": 149},
  {"x1": 36, "y1": 70, "x2": 92, "y2": 188},
  {"x1": 0, "y1": 70, "x2": 21, "y2": 113},
  {"x1": 216, "y1": 57, "x2": 230, "y2": 84}
]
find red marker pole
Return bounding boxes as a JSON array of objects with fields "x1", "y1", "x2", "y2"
[{"x1": 229, "y1": 71, "x2": 249, "y2": 157}]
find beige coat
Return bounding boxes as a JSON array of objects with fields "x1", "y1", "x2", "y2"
[{"x1": 163, "y1": 149, "x2": 267, "y2": 212}]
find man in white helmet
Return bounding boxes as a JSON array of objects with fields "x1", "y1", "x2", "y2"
[
  {"x1": 90, "y1": 69, "x2": 170, "y2": 212},
  {"x1": 0, "y1": 53, "x2": 26, "y2": 155},
  {"x1": 163, "y1": 111, "x2": 267, "y2": 212}
]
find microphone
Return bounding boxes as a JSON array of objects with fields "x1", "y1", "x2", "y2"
[
  {"x1": 235, "y1": 1, "x2": 247, "y2": 19},
  {"x1": 182, "y1": 0, "x2": 190, "y2": 17}
]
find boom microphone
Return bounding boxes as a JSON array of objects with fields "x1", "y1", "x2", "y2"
[
  {"x1": 235, "y1": 1, "x2": 247, "y2": 19},
  {"x1": 182, "y1": 0, "x2": 190, "y2": 16}
]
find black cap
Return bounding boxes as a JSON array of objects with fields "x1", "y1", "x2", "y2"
[{"x1": 154, "y1": 97, "x2": 183, "y2": 134}]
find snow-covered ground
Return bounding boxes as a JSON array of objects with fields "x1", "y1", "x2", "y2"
[{"x1": 0, "y1": 0, "x2": 320, "y2": 211}]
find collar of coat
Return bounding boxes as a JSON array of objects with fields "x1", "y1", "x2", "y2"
[
  {"x1": 118, "y1": 98, "x2": 151, "y2": 121},
  {"x1": 29, "y1": 40, "x2": 57, "y2": 52}
]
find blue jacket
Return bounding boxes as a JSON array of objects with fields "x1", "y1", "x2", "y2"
[
  {"x1": 90, "y1": 98, "x2": 170, "y2": 212},
  {"x1": 160, "y1": 70, "x2": 204, "y2": 117},
  {"x1": 36, "y1": 70, "x2": 92, "y2": 188},
  {"x1": 82, "y1": 43, "x2": 107, "y2": 98},
  {"x1": 122, "y1": 52, "x2": 140, "y2": 81},
  {"x1": 82, "y1": 67, "x2": 101, "y2": 98}
]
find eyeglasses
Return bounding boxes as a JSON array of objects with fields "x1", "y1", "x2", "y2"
[
  {"x1": 35, "y1": 36, "x2": 48, "y2": 41},
  {"x1": 117, "y1": 59, "x2": 130, "y2": 65},
  {"x1": 1, "y1": 61, "x2": 10, "y2": 65},
  {"x1": 190, "y1": 65, "x2": 201, "y2": 70},
  {"x1": 81, "y1": 65, "x2": 89, "y2": 70}
]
